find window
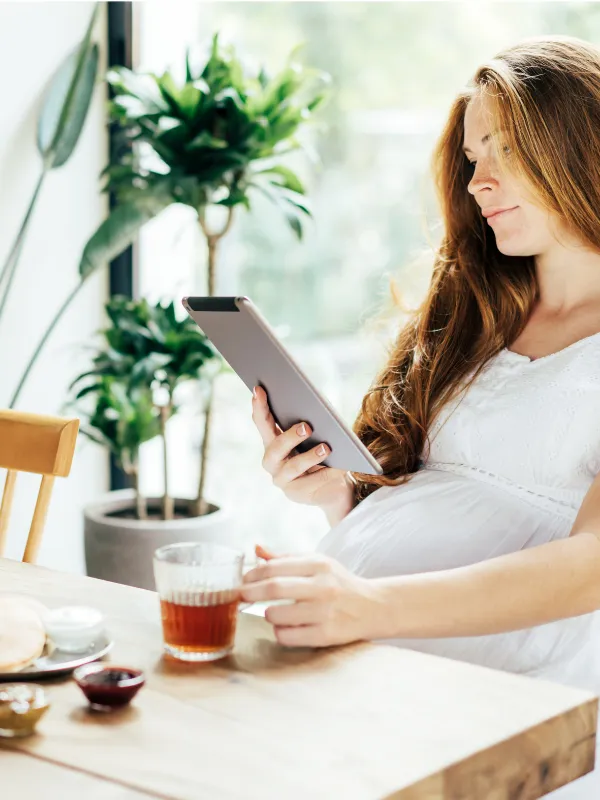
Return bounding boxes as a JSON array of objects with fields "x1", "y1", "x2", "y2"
[{"x1": 134, "y1": 2, "x2": 600, "y2": 555}]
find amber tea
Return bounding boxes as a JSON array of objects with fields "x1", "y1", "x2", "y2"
[
  {"x1": 160, "y1": 590, "x2": 240, "y2": 656},
  {"x1": 153, "y1": 542, "x2": 245, "y2": 662}
]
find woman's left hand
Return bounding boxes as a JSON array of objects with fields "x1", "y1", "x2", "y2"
[{"x1": 241, "y1": 548, "x2": 383, "y2": 648}]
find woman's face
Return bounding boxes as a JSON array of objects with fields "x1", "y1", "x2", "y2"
[{"x1": 463, "y1": 95, "x2": 570, "y2": 258}]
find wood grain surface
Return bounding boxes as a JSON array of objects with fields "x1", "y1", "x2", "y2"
[
  {"x1": 0, "y1": 558, "x2": 597, "y2": 799},
  {"x1": 3, "y1": 749, "x2": 149, "y2": 799}
]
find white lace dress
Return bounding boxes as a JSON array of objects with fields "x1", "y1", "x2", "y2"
[{"x1": 317, "y1": 334, "x2": 600, "y2": 798}]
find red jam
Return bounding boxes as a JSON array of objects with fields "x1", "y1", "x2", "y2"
[{"x1": 73, "y1": 664, "x2": 145, "y2": 711}]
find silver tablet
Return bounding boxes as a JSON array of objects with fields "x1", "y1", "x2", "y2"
[{"x1": 182, "y1": 296, "x2": 383, "y2": 476}]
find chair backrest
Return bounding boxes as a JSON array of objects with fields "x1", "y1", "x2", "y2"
[{"x1": 0, "y1": 410, "x2": 79, "y2": 563}]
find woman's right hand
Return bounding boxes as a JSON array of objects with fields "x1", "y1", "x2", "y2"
[{"x1": 251, "y1": 385, "x2": 356, "y2": 526}]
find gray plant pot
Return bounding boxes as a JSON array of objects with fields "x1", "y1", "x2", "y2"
[{"x1": 84, "y1": 489, "x2": 236, "y2": 590}]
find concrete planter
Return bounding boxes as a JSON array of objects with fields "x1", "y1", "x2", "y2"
[{"x1": 84, "y1": 489, "x2": 235, "y2": 590}]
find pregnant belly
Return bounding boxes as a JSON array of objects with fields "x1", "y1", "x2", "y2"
[
  {"x1": 318, "y1": 468, "x2": 573, "y2": 577},
  {"x1": 317, "y1": 468, "x2": 594, "y2": 675}
]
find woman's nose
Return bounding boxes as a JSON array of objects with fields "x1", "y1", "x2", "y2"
[{"x1": 467, "y1": 160, "x2": 498, "y2": 195}]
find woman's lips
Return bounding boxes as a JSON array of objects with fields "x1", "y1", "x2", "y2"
[{"x1": 486, "y1": 206, "x2": 518, "y2": 224}]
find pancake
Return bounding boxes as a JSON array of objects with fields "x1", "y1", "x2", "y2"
[
  {"x1": 0, "y1": 594, "x2": 47, "y2": 619},
  {"x1": 0, "y1": 596, "x2": 47, "y2": 672}
]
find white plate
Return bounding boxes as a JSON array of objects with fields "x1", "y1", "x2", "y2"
[{"x1": 0, "y1": 633, "x2": 113, "y2": 680}]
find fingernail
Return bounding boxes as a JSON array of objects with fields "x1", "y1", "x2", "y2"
[
  {"x1": 297, "y1": 423, "x2": 307, "y2": 436},
  {"x1": 316, "y1": 444, "x2": 327, "y2": 456},
  {"x1": 252, "y1": 387, "x2": 257, "y2": 399}
]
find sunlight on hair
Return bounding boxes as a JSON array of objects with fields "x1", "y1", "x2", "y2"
[{"x1": 351, "y1": 35, "x2": 600, "y2": 503}]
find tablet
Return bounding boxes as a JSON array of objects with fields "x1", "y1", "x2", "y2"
[{"x1": 182, "y1": 296, "x2": 383, "y2": 476}]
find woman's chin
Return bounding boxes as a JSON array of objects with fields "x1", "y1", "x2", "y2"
[{"x1": 494, "y1": 239, "x2": 535, "y2": 257}]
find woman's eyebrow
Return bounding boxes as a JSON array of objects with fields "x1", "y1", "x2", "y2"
[{"x1": 462, "y1": 131, "x2": 498, "y2": 154}]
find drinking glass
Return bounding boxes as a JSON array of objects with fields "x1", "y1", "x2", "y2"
[{"x1": 153, "y1": 542, "x2": 245, "y2": 662}]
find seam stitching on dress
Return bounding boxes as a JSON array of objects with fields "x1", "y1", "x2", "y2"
[{"x1": 426, "y1": 461, "x2": 579, "y2": 511}]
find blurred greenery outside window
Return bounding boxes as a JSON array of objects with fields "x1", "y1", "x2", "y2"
[{"x1": 134, "y1": 2, "x2": 600, "y2": 554}]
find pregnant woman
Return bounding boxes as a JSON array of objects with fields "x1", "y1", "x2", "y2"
[{"x1": 242, "y1": 35, "x2": 600, "y2": 796}]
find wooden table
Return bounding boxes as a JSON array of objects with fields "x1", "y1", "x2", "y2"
[{"x1": 1, "y1": 559, "x2": 598, "y2": 799}]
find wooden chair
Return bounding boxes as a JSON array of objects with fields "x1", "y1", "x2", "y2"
[{"x1": 0, "y1": 410, "x2": 79, "y2": 563}]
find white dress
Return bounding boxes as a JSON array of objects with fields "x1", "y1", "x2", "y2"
[{"x1": 317, "y1": 333, "x2": 600, "y2": 798}]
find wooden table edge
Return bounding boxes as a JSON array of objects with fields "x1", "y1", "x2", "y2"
[{"x1": 383, "y1": 696, "x2": 599, "y2": 798}]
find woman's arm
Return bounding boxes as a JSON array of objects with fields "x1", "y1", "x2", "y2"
[
  {"x1": 241, "y1": 473, "x2": 600, "y2": 647},
  {"x1": 372, "y1": 531, "x2": 600, "y2": 639},
  {"x1": 389, "y1": 468, "x2": 600, "y2": 639}
]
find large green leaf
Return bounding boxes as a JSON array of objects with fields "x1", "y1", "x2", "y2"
[
  {"x1": 78, "y1": 193, "x2": 172, "y2": 280},
  {"x1": 37, "y1": 4, "x2": 100, "y2": 169},
  {"x1": 112, "y1": 94, "x2": 150, "y2": 120},
  {"x1": 106, "y1": 68, "x2": 169, "y2": 113}
]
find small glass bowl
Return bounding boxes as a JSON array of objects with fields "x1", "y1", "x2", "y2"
[
  {"x1": 73, "y1": 664, "x2": 145, "y2": 712},
  {"x1": 0, "y1": 684, "x2": 50, "y2": 737},
  {"x1": 42, "y1": 606, "x2": 105, "y2": 653}
]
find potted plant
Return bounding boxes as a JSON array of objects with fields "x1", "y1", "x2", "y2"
[
  {"x1": 9, "y1": 37, "x2": 329, "y2": 584},
  {"x1": 100, "y1": 35, "x2": 329, "y2": 519},
  {"x1": 68, "y1": 295, "x2": 227, "y2": 590}
]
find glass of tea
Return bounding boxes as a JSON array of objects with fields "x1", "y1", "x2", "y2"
[{"x1": 153, "y1": 542, "x2": 246, "y2": 662}]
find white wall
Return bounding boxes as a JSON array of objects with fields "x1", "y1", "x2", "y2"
[{"x1": 0, "y1": 2, "x2": 109, "y2": 572}]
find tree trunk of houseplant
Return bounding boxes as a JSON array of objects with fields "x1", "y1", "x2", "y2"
[
  {"x1": 159, "y1": 403, "x2": 174, "y2": 521},
  {"x1": 192, "y1": 208, "x2": 234, "y2": 518}
]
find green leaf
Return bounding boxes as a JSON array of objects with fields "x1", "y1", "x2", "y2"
[
  {"x1": 37, "y1": 4, "x2": 100, "y2": 169},
  {"x1": 157, "y1": 71, "x2": 183, "y2": 117},
  {"x1": 185, "y1": 46, "x2": 194, "y2": 83},
  {"x1": 214, "y1": 87, "x2": 246, "y2": 110},
  {"x1": 106, "y1": 67, "x2": 169, "y2": 113},
  {"x1": 177, "y1": 83, "x2": 203, "y2": 121},
  {"x1": 217, "y1": 192, "x2": 250, "y2": 210},
  {"x1": 256, "y1": 164, "x2": 305, "y2": 195},
  {"x1": 280, "y1": 191, "x2": 312, "y2": 217},
  {"x1": 249, "y1": 181, "x2": 307, "y2": 239},
  {"x1": 193, "y1": 78, "x2": 210, "y2": 95},
  {"x1": 156, "y1": 116, "x2": 183, "y2": 134},
  {"x1": 186, "y1": 131, "x2": 228, "y2": 150},
  {"x1": 74, "y1": 382, "x2": 103, "y2": 401},
  {"x1": 78, "y1": 191, "x2": 172, "y2": 280},
  {"x1": 307, "y1": 92, "x2": 327, "y2": 113},
  {"x1": 257, "y1": 67, "x2": 269, "y2": 90},
  {"x1": 286, "y1": 213, "x2": 303, "y2": 240},
  {"x1": 111, "y1": 94, "x2": 149, "y2": 120}
]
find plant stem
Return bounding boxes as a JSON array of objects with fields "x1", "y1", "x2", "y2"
[
  {"x1": 193, "y1": 206, "x2": 233, "y2": 516},
  {"x1": 9, "y1": 279, "x2": 84, "y2": 409},
  {"x1": 160, "y1": 404, "x2": 174, "y2": 521},
  {"x1": 0, "y1": 171, "x2": 46, "y2": 321},
  {"x1": 194, "y1": 378, "x2": 214, "y2": 517},
  {"x1": 131, "y1": 466, "x2": 148, "y2": 521},
  {"x1": 198, "y1": 205, "x2": 234, "y2": 252}
]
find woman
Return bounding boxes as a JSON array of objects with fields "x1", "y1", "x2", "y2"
[{"x1": 242, "y1": 35, "x2": 600, "y2": 796}]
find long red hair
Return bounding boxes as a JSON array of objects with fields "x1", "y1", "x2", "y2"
[{"x1": 351, "y1": 35, "x2": 600, "y2": 503}]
